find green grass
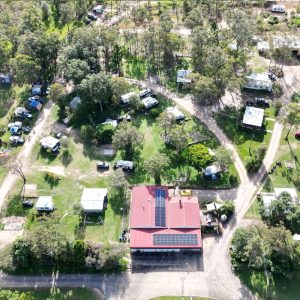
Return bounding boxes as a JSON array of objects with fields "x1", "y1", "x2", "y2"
[
  {"x1": 215, "y1": 107, "x2": 272, "y2": 165},
  {"x1": 244, "y1": 198, "x2": 262, "y2": 220},
  {"x1": 0, "y1": 288, "x2": 98, "y2": 300},
  {"x1": 237, "y1": 270, "x2": 300, "y2": 300}
]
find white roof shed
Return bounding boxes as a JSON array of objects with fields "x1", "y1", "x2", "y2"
[
  {"x1": 166, "y1": 107, "x2": 185, "y2": 120},
  {"x1": 35, "y1": 196, "x2": 54, "y2": 211},
  {"x1": 40, "y1": 136, "x2": 60, "y2": 150},
  {"x1": 177, "y1": 70, "x2": 192, "y2": 83},
  {"x1": 242, "y1": 106, "x2": 264, "y2": 128},
  {"x1": 81, "y1": 188, "x2": 108, "y2": 213}
]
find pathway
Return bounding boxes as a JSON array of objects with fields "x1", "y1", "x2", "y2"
[
  {"x1": 0, "y1": 101, "x2": 54, "y2": 211},
  {"x1": 0, "y1": 82, "x2": 284, "y2": 299}
]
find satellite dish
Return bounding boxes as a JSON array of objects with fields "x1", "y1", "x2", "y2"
[{"x1": 221, "y1": 214, "x2": 227, "y2": 222}]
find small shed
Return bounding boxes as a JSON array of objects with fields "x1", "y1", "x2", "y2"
[
  {"x1": 35, "y1": 196, "x2": 54, "y2": 212},
  {"x1": 40, "y1": 136, "x2": 60, "y2": 152},
  {"x1": 244, "y1": 73, "x2": 272, "y2": 92},
  {"x1": 166, "y1": 107, "x2": 185, "y2": 121},
  {"x1": 242, "y1": 106, "x2": 264, "y2": 129},
  {"x1": 80, "y1": 188, "x2": 108, "y2": 213},
  {"x1": 22, "y1": 184, "x2": 38, "y2": 198},
  {"x1": 70, "y1": 96, "x2": 81, "y2": 111},
  {"x1": 177, "y1": 70, "x2": 192, "y2": 83}
]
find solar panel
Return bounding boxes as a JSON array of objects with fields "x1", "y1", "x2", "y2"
[
  {"x1": 153, "y1": 234, "x2": 198, "y2": 246},
  {"x1": 155, "y1": 189, "x2": 166, "y2": 227}
]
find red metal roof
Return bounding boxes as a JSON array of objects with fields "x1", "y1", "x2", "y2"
[{"x1": 130, "y1": 186, "x2": 202, "y2": 249}]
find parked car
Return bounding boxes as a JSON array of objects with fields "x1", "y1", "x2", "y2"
[
  {"x1": 9, "y1": 126, "x2": 21, "y2": 135},
  {"x1": 180, "y1": 189, "x2": 192, "y2": 196},
  {"x1": 22, "y1": 126, "x2": 31, "y2": 133},
  {"x1": 246, "y1": 98, "x2": 270, "y2": 108},
  {"x1": 97, "y1": 161, "x2": 109, "y2": 170},
  {"x1": 268, "y1": 72, "x2": 276, "y2": 81},
  {"x1": 117, "y1": 114, "x2": 131, "y2": 123},
  {"x1": 9, "y1": 136, "x2": 24, "y2": 145},
  {"x1": 113, "y1": 160, "x2": 134, "y2": 171},
  {"x1": 22, "y1": 200, "x2": 34, "y2": 208},
  {"x1": 139, "y1": 88, "x2": 156, "y2": 99},
  {"x1": 87, "y1": 12, "x2": 97, "y2": 21},
  {"x1": 295, "y1": 131, "x2": 300, "y2": 139},
  {"x1": 7, "y1": 121, "x2": 22, "y2": 129}
]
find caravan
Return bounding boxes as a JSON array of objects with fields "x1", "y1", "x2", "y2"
[{"x1": 271, "y1": 5, "x2": 285, "y2": 13}]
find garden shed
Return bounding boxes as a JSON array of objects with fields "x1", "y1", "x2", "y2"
[
  {"x1": 35, "y1": 196, "x2": 54, "y2": 212},
  {"x1": 242, "y1": 106, "x2": 264, "y2": 129},
  {"x1": 80, "y1": 188, "x2": 108, "y2": 213}
]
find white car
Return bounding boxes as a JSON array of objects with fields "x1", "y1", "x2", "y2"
[
  {"x1": 7, "y1": 121, "x2": 22, "y2": 129},
  {"x1": 10, "y1": 136, "x2": 24, "y2": 144}
]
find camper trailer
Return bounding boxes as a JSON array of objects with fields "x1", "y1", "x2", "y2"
[
  {"x1": 271, "y1": 5, "x2": 285, "y2": 13},
  {"x1": 244, "y1": 73, "x2": 272, "y2": 92}
]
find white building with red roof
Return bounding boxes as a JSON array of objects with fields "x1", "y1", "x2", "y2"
[{"x1": 129, "y1": 186, "x2": 202, "y2": 252}]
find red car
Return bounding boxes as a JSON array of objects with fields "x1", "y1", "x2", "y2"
[{"x1": 295, "y1": 131, "x2": 300, "y2": 139}]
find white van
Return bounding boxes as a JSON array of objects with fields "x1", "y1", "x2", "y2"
[{"x1": 271, "y1": 5, "x2": 285, "y2": 13}]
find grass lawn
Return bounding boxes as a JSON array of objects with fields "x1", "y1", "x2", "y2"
[
  {"x1": 0, "y1": 288, "x2": 98, "y2": 300},
  {"x1": 237, "y1": 269, "x2": 300, "y2": 300},
  {"x1": 244, "y1": 198, "x2": 262, "y2": 220},
  {"x1": 215, "y1": 107, "x2": 272, "y2": 166}
]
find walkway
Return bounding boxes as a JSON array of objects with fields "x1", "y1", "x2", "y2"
[{"x1": 0, "y1": 101, "x2": 54, "y2": 212}]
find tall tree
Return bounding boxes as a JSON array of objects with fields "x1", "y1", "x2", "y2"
[
  {"x1": 64, "y1": 59, "x2": 90, "y2": 85},
  {"x1": 9, "y1": 54, "x2": 41, "y2": 84},
  {"x1": 112, "y1": 123, "x2": 143, "y2": 155},
  {"x1": 79, "y1": 73, "x2": 112, "y2": 112},
  {"x1": 144, "y1": 154, "x2": 171, "y2": 184},
  {"x1": 284, "y1": 103, "x2": 300, "y2": 139}
]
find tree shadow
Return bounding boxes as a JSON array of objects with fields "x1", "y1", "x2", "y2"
[
  {"x1": 44, "y1": 173, "x2": 60, "y2": 188},
  {"x1": 60, "y1": 149, "x2": 73, "y2": 167}
]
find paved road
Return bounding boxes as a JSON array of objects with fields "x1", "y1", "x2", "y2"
[
  {"x1": 0, "y1": 80, "x2": 283, "y2": 299},
  {"x1": 0, "y1": 101, "x2": 54, "y2": 212}
]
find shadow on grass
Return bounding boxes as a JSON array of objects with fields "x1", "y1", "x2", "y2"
[
  {"x1": 237, "y1": 269, "x2": 300, "y2": 300},
  {"x1": 37, "y1": 148, "x2": 59, "y2": 163},
  {"x1": 60, "y1": 149, "x2": 73, "y2": 167},
  {"x1": 5, "y1": 194, "x2": 28, "y2": 217}
]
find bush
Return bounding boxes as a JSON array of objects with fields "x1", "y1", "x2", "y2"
[
  {"x1": 274, "y1": 100, "x2": 282, "y2": 116},
  {"x1": 291, "y1": 92, "x2": 300, "y2": 103},
  {"x1": 268, "y1": 15, "x2": 279, "y2": 25},
  {"x1": 80, "y1": 124, "x2": 94, "y2": 142},
  {"x1": 246, "y1": 156, "x2": 262, "y2": 174},
  {"x1": 148, "y1": 107, "x2": 161, "y2": 118},
  {"x1": 95, "y1": 123, "x2": 116, "y2": 144},
  {"x1": 272, "y1": 83, "x2": 283, "y2": 97},
  {"x1": 261, "y1": 12, "x2": 270, "y2": 18},
  {"x1": 217, "y1": 200, "x2": 235, "y2": 217}
]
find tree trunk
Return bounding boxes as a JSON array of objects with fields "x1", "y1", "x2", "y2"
[{"x1": 285, "y1": 124, "x2": 293, "y2": 140}]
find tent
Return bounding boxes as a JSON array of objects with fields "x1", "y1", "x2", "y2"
[{"x1": 206, "y1": 202, "x2": 223, "y2": 212}]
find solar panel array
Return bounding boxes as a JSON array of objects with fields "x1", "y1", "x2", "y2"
[
  {"x1": 153, "y1": 234, "x2": 198, "y2": 246},
  {"x1": 155, "y1": 189, "x2": 166, "y2": 227}
]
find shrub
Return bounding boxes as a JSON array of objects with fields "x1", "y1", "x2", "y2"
[
  {"x1": 268, "y1": 15, "x2": 279, "y2": 25},
  {"x1": 148, "y1": 107, "x2": 161, "y2": 117},
  {"x1": 80, "y1": 124, "x2": 94, "y2": 142},
  {"x1": 95, "y1": 123, "x2": 116, "y2": 144},
  {"x1": 272, "y1": 83, "x2": 283, "y2": 97},
  {"x1": 217, "y1": 200, "x2": 235, "y2": 217},
  {"x1": 274, "y1": 100, "x2": 282, "y2": 116},
  {"x1": 261, "y1": 12, "x2": 270, "y2": 18},
  {"x1": 245, "y1": 156, "x2": 262, "y2": 174},
  {"x1": 291, "y1": 92, "x2": 300, "y2": 103}
]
